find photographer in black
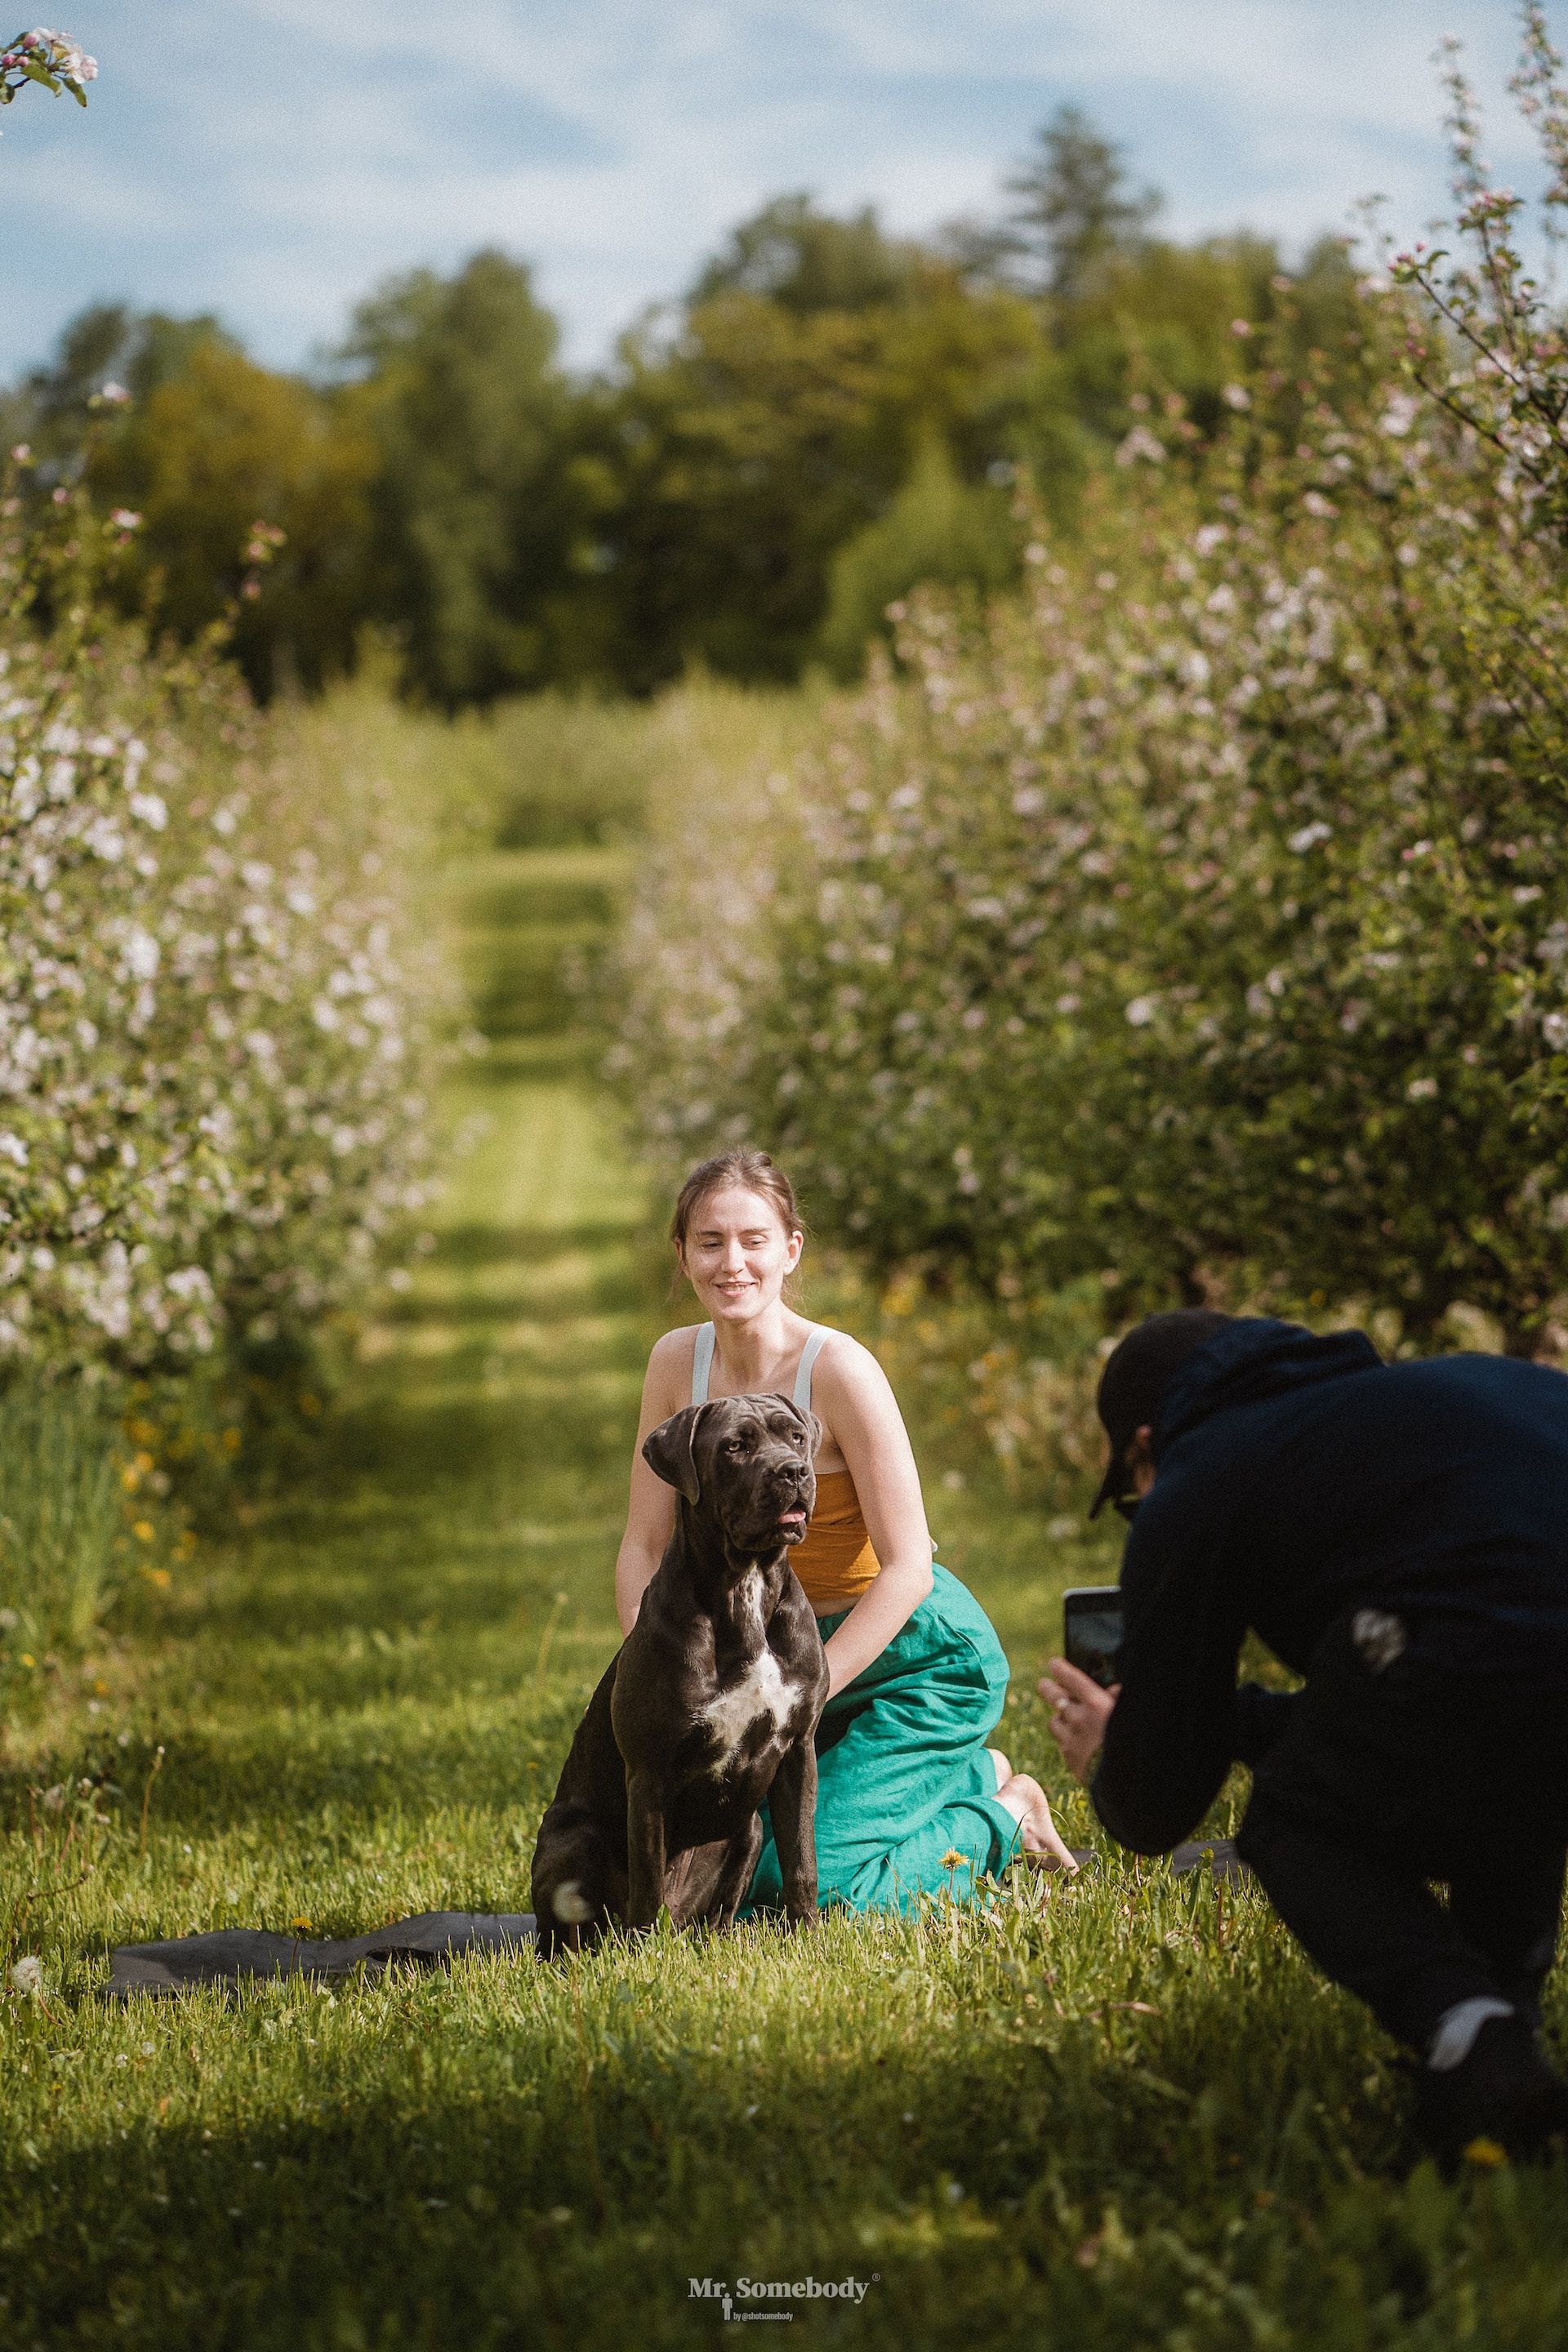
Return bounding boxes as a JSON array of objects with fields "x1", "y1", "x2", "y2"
[{"x1": 1040, "y1": 1311, "x2": 1568, "y2": 2167}]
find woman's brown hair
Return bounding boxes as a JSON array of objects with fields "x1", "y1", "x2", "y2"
[{"x1": 670, "y1": 1149, "x2": 804, "y2": 1254}]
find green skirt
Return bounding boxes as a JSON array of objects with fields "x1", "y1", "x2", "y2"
[{"x1": 742, "y1": 1561, "x2": 1022, "y2": 1916}]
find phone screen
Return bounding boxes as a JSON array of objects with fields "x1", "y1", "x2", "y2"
[{"x1": 1063, "y1": 1588, "x2": 1123, "y2": 1689}]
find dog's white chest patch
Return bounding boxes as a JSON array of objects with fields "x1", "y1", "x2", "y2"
[{"x1": 703, "y1": 1570, "x2": 791, "y2": 1767}]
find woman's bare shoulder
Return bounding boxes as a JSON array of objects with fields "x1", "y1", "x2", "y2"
[
  {"x1": 648, "y1": 1325, "x2": 702, "y2": 1372},
  {"x1": 645, "y1": 1324, "x2": 702, "y2": 1404},
  {"x1": 811, "y1": 1326, "x2": 896, "y2": 1402}
]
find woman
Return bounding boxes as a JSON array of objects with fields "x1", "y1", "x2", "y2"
[{"x1": 615, "y1": 1147, "x2": 1076, "y2": 1912}]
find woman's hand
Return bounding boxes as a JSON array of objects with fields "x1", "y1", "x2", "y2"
[{"x1": 1039, "y1": 1659, "x2": 1118, "y2": 1785}]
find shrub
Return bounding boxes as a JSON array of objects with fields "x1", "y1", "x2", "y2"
[
  {"x1": 614, "y1": 17, "x2": 1568, "y2": 1355},
  {"x1": 0, "y1": 457, "x2": 439, "y2": 1377}
]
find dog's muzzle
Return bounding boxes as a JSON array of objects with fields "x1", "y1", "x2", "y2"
[{"x1": 725, "y1": 1460, "x2": 814, "y2": 1548}]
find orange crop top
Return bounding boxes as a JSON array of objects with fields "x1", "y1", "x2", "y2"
[{"x1": 689, "y1": 1322, "x2": 881, "y2": 1615}]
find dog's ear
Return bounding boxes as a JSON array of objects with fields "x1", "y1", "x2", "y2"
[
  {"x1": 782, "y1": 1401, "x2": 824, "y2": 1459},
  {"x1": 643, "y1": 1404, "x2": 706, "y2": 1504}
]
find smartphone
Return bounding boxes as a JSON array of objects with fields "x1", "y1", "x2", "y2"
[{"x1": 1062, "y1": 1586, "x2": 1124, "y2": 1690}]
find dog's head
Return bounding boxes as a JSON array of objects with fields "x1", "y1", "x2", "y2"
[{"x1": 643, "y1": 1394, "x2": 820, "y2": 1557}]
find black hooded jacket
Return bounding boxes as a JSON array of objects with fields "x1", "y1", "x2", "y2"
[{"x1": 1089, "y1": 1319, "x2": 1568, "y2": 1855}]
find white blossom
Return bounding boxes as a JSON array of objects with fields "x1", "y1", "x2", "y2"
[{"x1": 122, "y1": 928, "x2": 159, "y2": 981}]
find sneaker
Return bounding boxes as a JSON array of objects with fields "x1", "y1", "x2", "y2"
[{"x1": 1414, "y1": 2013, "x2": 1568, "y2": 2172}]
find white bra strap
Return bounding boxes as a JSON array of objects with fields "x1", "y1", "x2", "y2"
[
  {"x1": 793, "y1": 1325, "x2": 829, "y2": 1414},
  {"x1": 693, "y1": 1320, "x2": 826, "y2": 1410},
  {"x1": 691, "y1": 1322, "x2": 715, "y2": 1405}
]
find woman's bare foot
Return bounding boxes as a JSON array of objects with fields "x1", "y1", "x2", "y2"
[{"x1": 993, "y1": 1766, "x2": 1079, "y2": 1871}]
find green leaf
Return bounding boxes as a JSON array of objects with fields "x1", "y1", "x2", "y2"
[{"x1": 67, "y1": 78, "x2": 87, "y2": 105}]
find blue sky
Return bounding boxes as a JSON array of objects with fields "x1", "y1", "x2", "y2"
[{"x1": 2, "y1": 2, "x2": 1563, "y2": 381}]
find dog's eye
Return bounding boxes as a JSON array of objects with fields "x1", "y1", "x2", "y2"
[{"x1": 724, "y1": 1437, "x2": 746, "y2": 1454}]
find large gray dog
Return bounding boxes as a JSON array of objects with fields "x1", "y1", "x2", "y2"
[{"x1": 530, "y1": 1393, "x2": 830, "y2": 1955}]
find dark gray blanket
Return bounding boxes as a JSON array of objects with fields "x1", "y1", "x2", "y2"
[
  {"x1": 1062, "y1": 1841, "x2": 1245, "y2": 1879},
  {"x1": 1170, "y1": 1837, "x2": 1249, "y2": 1882},
  {"x1": 106, "y1": 1910, "x2": 537, "y2": 1998},
  {"x1": 104, "y1": 1842, "x2": 1241, "y2": 1996}
]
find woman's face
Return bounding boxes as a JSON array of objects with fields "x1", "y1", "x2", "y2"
[{"x1": 679, "y1": 1185, "x2": 802, "y2": 1325}]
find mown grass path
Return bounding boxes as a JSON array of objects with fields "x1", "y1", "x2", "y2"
[{"x1": 2, "y1": 845, "x2": 1567, "y2": 2350}]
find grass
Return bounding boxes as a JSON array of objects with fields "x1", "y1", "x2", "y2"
[
  {"x1": 2, "y1": 747, "x2": 1566, "y2": 2348},
  {"x1": 0, "y1": 1378, "x2": 129, "y2": 1660}
]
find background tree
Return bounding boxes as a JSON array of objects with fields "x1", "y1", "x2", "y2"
[
  {"x1": 12, "y1": 306, "x2": 376, "y2": 697},
  {"x1": 689, "y1": 192, "x2": 925, "y2": 314},
  {"x1": 336, "y1": 249, "x2": 586, "y2": 706},
  {"x1": 956, "y1": 108, "x2": 1365, "y2": 453},
  {"x1": 568, "y1": 198, "x2": 1048, "y2": 689},
  {"x1": 999, "y1": 103, "x2": 1162, "y2": 306},
  {"x1": 95, "y1": 337, "x2": 376, "y2": 697},
  {"x1": 10, "y1": 303, "x2": 237, "y2": 469},
  {"x1": 816, "y1": 436, "x2": 1017, "y2": 679}
]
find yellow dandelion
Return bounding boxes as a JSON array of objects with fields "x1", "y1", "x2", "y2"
[
  {"x1": 1463, "y1": 2136, "x2": 1508, "y2": 2169},
  {"x1": 131, "y1": 1520, "x2": 154, "y2": 1544},
  {"x1": 120, "y1": 1465, "x2": 141, "y2": 1492},
  {"x1": 939, "y1": 1849, "x2": 967, "y2": 1872},
  {"x1": 139, "y1": 1565, "x2": 172, "y2": 1589},
  {"x1": 289, "y1": 1917, "x2": 313, "y2": 1933}
]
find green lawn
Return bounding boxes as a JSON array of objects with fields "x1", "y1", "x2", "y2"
[{"x1": 2, "y1": 842, "x2": 1566, "y2": 2350}]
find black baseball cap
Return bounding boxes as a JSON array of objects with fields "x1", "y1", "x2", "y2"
[{"x1": 1089, "y1": 1310, "x2": 1233, "y2": 1518}]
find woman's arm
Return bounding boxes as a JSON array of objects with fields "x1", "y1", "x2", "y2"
[
  {"x1": 812, "y1": 1339, "x2": 934, "y2": 1699},
  {"x1": 613, "y1": 1333, "x2": 688, "y2": 1633}
]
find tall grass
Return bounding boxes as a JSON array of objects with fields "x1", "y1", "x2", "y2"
[
  {"x1": 303, "y1": 668, "x2": 832, "y2": 853},
  {"x1": 0, "y1": 1378, "x2": 126, "y2": 1656}
]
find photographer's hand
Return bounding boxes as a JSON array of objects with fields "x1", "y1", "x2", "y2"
[{"x1": 1039, "y1": 1659, "x2": 1118, "y2": 1785}]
